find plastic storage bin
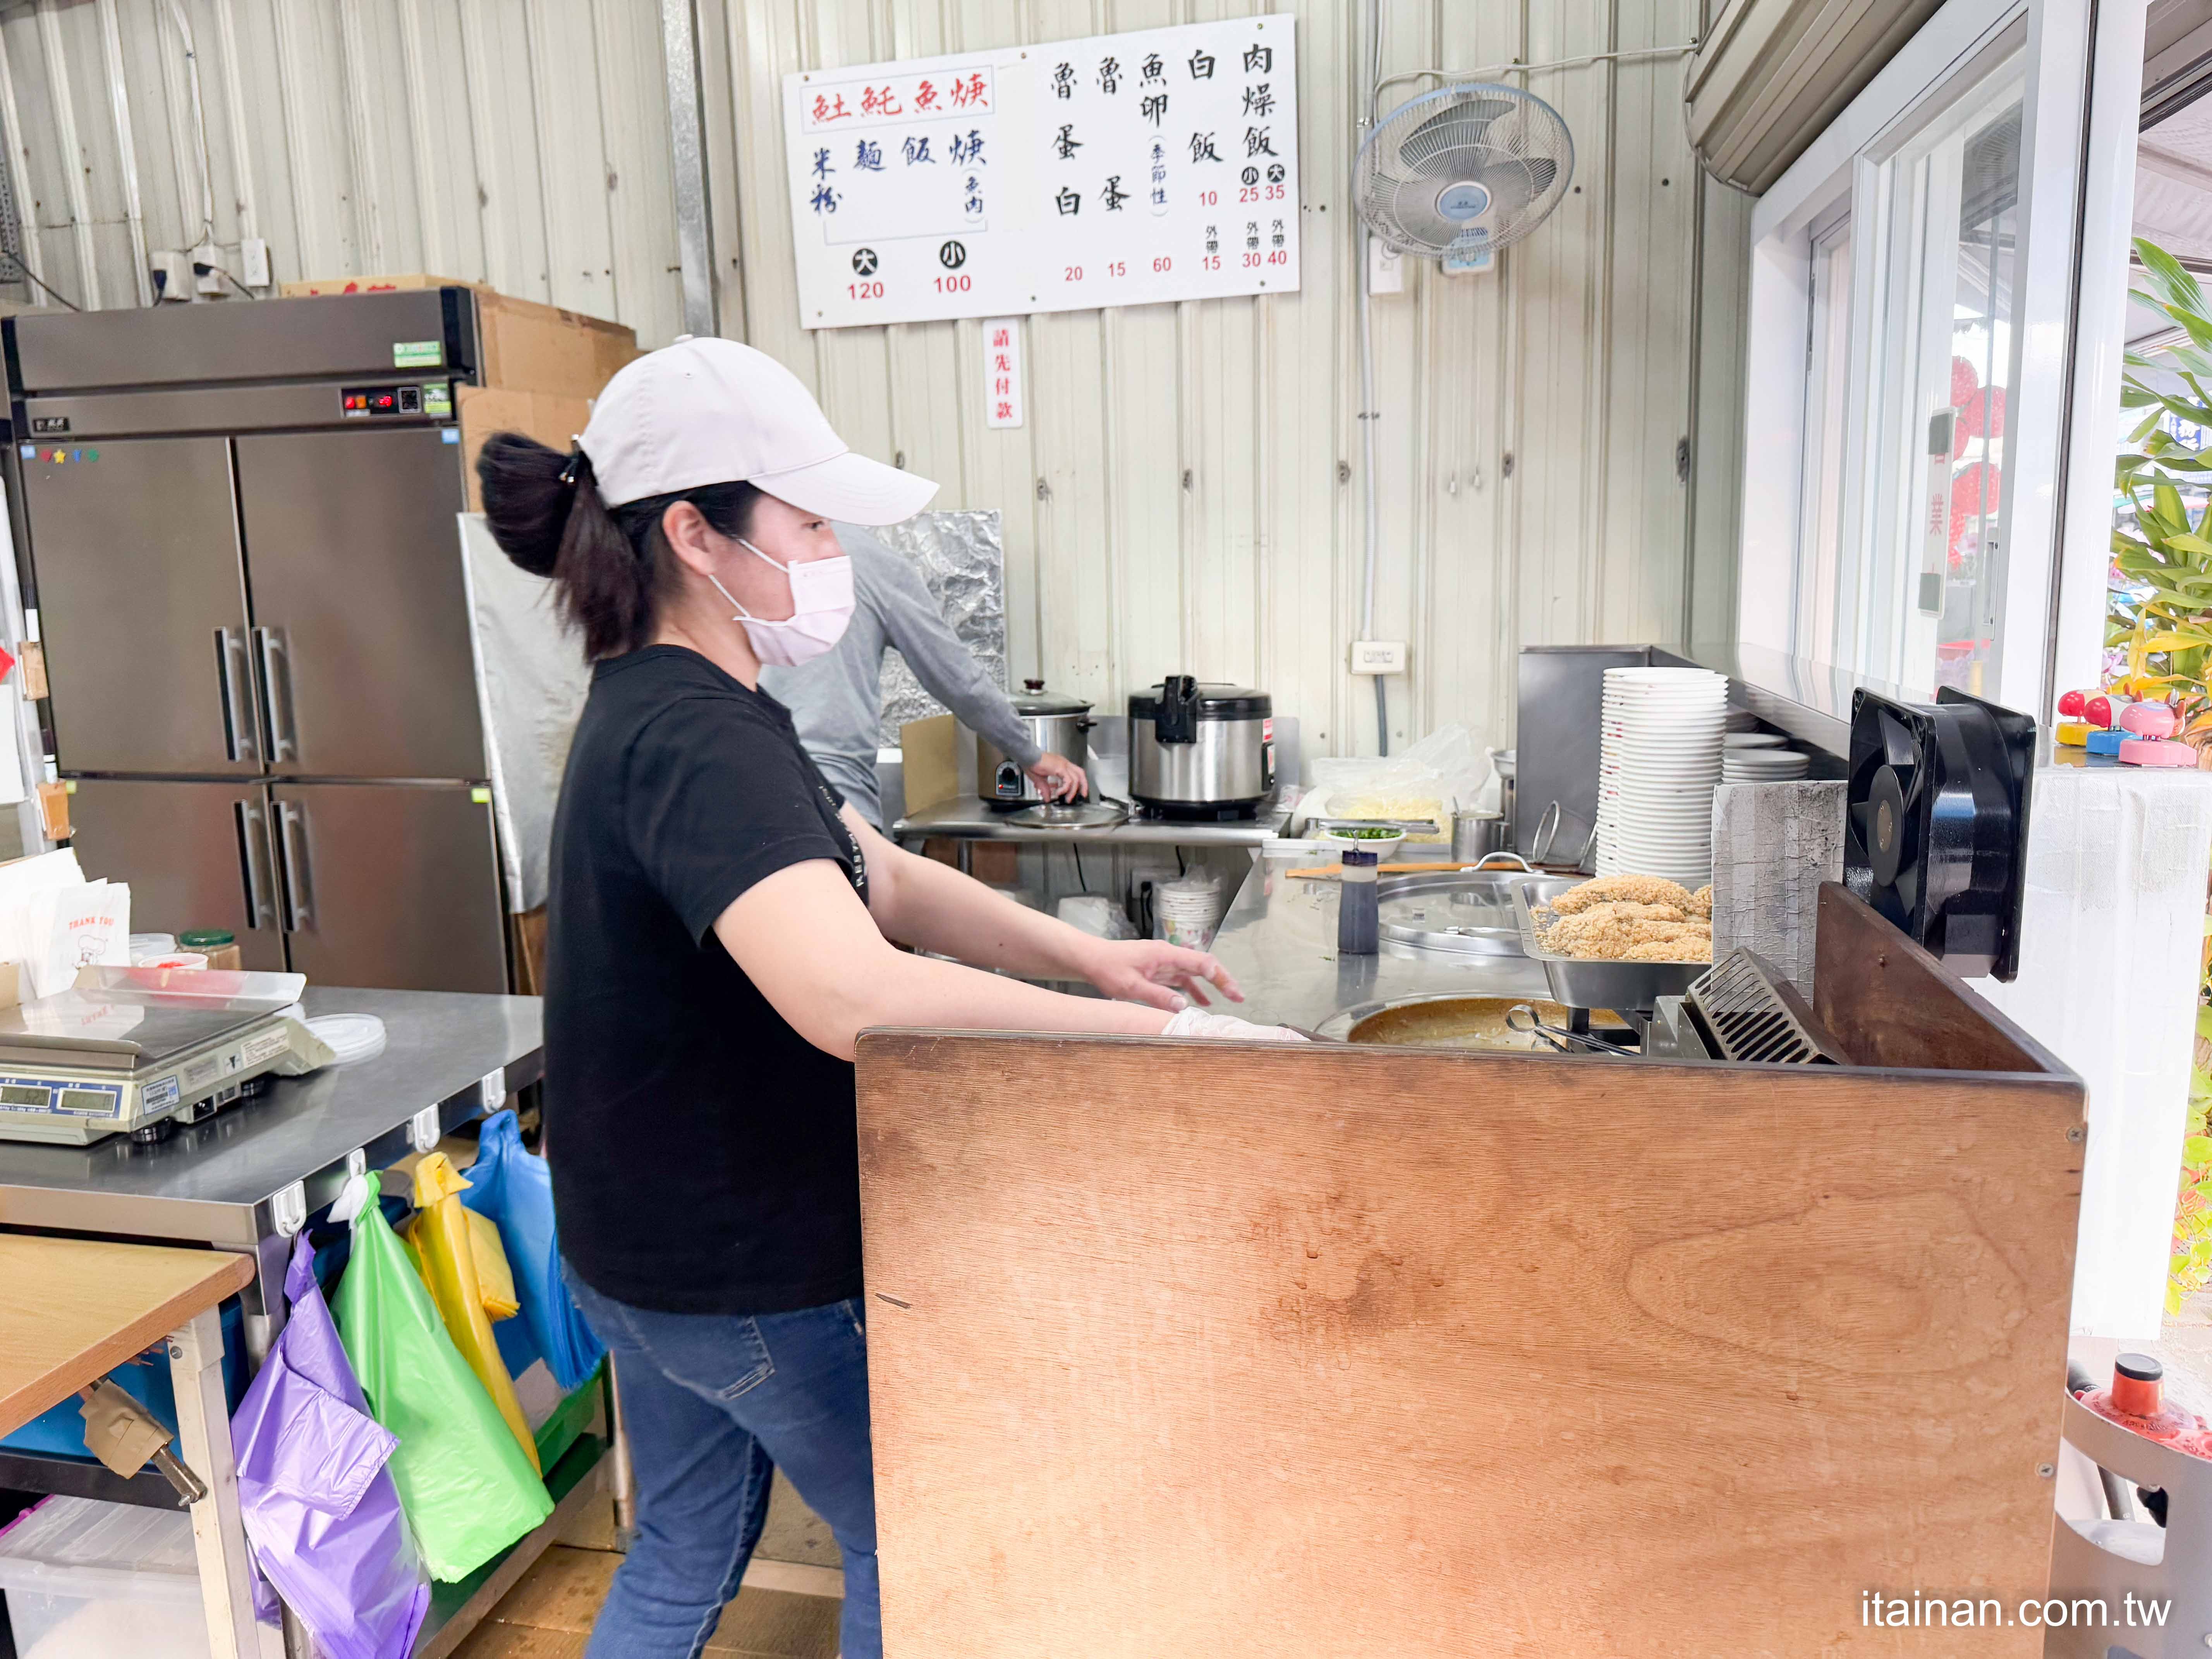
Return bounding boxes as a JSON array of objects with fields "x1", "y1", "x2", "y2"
[{"x1": 0, "y1": 1494, "x2": 278, "y2": 1659}]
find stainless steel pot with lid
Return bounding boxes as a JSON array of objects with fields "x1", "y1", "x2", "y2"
[
  {"x1": 1127, "y1": 677, "x2": 1274, "y2": 817},
  {"x1": 978, "y1": 679, "x2": 1094, "y2": 805}
]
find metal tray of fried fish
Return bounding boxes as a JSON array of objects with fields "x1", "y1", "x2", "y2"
[{"x1": 1511, "y1": 874, "x2": 1705, "y2": 1012}]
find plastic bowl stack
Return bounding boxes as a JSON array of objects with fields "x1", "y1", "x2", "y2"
[{"x1": 1595, "y1": 667, "x2": 1727, "y2": 887}]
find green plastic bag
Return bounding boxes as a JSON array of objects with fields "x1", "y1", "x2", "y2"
[{"x1": 334, "y1": 1173, "x2": 553, "y2": 1580}]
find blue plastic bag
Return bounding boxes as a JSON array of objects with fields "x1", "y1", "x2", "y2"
[
  {"x1": 230, "y1": 1237, "x2": 429, "y2": 1659},
  {"x1": 460, "y1": 1110, "x2": 604, "y2": 1390}
]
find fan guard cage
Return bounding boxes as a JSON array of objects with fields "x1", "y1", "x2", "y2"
[{"x1": 1354, "y1": 82, "x2": 1575, "y2": 259}]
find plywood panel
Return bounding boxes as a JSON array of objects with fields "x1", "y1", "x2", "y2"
[{"x1": 856, "y1": 1029, "x2": 2083, "y2": 1658}]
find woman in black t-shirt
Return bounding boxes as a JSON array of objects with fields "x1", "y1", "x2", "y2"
[{"x1": 477, "y1": 338, "x2": 1300, "y2": 1659}]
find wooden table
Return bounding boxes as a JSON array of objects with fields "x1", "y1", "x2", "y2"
[{"x1": 0, "y1": 1233, "x2": 260, "y2": 1659}]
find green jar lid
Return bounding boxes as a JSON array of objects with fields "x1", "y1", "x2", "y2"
[{"x1": 178, "y1": 929, "x2": 235, "y2": 948}]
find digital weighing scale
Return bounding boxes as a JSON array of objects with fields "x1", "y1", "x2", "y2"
[{"x1": 0, "y1": 980, "x2": 335, "y2": 1146}]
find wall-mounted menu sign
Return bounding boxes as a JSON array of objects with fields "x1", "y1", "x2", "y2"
[{"x1": 782, "y1": 17, "x2": 1299, "y2": 330}]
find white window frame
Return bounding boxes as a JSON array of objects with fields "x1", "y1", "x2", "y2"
[{"x1": 1738, "y1": 0, "x2": 2138, "y2": 717}]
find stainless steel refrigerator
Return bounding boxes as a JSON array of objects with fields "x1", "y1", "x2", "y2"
[{"x1": 2, "y1": 290, "x2": 510, "y2": 992}]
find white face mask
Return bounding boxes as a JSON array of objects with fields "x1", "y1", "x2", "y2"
[{"x1": 707, "y1": 536, "x2": 856, "y2": 668}]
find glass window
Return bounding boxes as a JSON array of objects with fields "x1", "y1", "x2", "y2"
[
  {"x1": 1810, "y1": 55, "x2": 2025, "y2": 696},
  {"x1": 1795, "y1": 213, "x2": 1854, "y2": 658}
]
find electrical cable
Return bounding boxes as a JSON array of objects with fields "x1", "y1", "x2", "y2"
[
  {"x1": 166, "y1": 0, "x2": 217, "y2": 253},
  {"x1": 8, "y1": 259, "x2": 80, "y2": 311},
  {"x1": 1073, "y1": 842, "x2": 1088, "y2": 893}
]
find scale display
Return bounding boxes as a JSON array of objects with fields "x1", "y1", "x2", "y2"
[
  {"x1": 0, "y1": 1074, "x2": 119, "y2": 1117},
  {"x1": 782, "y1": 16, "x2": 1300, "y2": 329}
]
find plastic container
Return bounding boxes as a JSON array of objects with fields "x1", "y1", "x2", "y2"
[
  {"x1": 1054, "y1": 895, "x2": 1135, "y2": 941},
  {"x1": 0, "y1": 1494, "x2": 282, "y2": 1658},
  {"x1": 305, "y1": 1012, "x2": 387, "y2": 1066},
  {"x1": 126, "y1": 933, "x2": 176, "y2": 964},
  {"x1": 1316, "y1": 826, "x2": 1407, "y2": 862},
  {"x1": 135, "y1": 953, "x2": 208, "y2": 972},
  {"x1": 1336, "y1": 848, "x2": 1380, "y2": 955},
  {"x1": 177, "y1": 929, "x2": 243, "y2": 972}
]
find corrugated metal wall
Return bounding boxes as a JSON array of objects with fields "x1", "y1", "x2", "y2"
[
  {"x1": 0, "y1": 0, "x2": 688, "y2": 347},
  {"x1": 0, "y1": 0, "x2": 1744, "y2": 761}
]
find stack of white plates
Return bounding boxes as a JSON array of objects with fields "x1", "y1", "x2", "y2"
[
  {"x1": 1595, "y1": 667, "x2": 1727, "y2": 887},
  {"x1": 1722, "y1": 747, "x2": 1809, "y2": 783}
]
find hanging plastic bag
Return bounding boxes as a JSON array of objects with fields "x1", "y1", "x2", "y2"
[
  {"x1": 334, "y1": 1173, "x2": 552, "y2": 1581},
  {"x1": 407, "y1": 1153, "x2": 540, "y2": 1472},
  {"x1": 405, "y1": 1206, "x2": 520, "y2": 1324},
  {"x1": 230, "y1": 1235, "x2": 429, "y2": 1659},
  {"x1": 467, "y1": 1208, "x2": 521, "y2": 1321},
  {"x1": 460, "y1": 1109, "x2": 606, "y2": 1391}
]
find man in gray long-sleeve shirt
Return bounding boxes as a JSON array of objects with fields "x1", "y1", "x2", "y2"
[{"x1": 760, "y1": 524, "x2": 1088, "y2": 828}]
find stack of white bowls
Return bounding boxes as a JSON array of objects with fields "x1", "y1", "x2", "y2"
[
  {"x1": 1721, "y1": 732, "x2": 1810, "y2": 784},
  {"x1": 1595, "y1": 667, "x2": 1728, "y2": 887}
]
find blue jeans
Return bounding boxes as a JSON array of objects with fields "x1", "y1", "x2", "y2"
[{"x1": 562, "y1": 1265, "x2": 879, "y2": 1659}]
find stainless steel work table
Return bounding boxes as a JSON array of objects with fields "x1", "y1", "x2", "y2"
[
  {"x1": 893, "y1": 793, "x2": 1291, "y2": 852},
  {"x1": 0, "y1": 986, "x2": 544, "y2": 1348},
  {"x1": 1208, "y1": 854, "x2": 1551, "y2": 1030},
  {"x1": 0, "y1": 984, "x2": 614, "y2": 1659}
]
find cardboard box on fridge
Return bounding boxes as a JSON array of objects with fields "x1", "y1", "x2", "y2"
[
  {"x1": 455, "y1": 386, "x2": 594, "y2": 512},
  {"x1": 279, "y1": 275, "x2": 639, "y2": 398}
]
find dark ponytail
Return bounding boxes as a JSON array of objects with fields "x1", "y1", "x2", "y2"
[{"x1": 476, "y1": 431, "x2": 763, "y2": 661}]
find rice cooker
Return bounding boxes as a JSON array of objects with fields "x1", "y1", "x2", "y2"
[
  {"x1": 977, "y1": 680, "x2": 1094, "y2": 805},
  {"x1": 1127, "y1": 677, "x2": 1275, "y2": 818}
]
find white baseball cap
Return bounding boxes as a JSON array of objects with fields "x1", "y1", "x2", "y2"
[{"x1": 579, "y1": 336, "x2": 938, "y2": 525}]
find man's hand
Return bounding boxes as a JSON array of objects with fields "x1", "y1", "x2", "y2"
[
  {"x1": 1079, "y1": 938, "x2": 1242, "y2": 1013},
  {"x1": 1028, "y1": 752, "x2": 1090, "y2": 802}
]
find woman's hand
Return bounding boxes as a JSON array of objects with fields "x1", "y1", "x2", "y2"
[
  {"x1": 1079, "y1": 938, "x2": 1242, "y2": 1013},
  {"x1": 1027, "y1": 751, "x2": 1090, "y2": 801}
]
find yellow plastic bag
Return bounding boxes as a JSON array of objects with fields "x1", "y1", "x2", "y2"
[
  {"x1": 405, "y1": 1199, "x2": 519, "y2": 1322},
  {"x1": 409, "y1": 1153, "x2": 539, "y2": 1473},
  {"x1": 466, "y1": 1208, "x2": 521, "y2": 1321}
]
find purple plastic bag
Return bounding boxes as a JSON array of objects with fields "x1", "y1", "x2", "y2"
[{"x1": 230, "y1": 1237, "x2": 429, "y2": 1659}]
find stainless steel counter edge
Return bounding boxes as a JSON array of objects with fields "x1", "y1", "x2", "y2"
[
  {"x1": 0, "y1": 1055, "x2": 545, "y2": 1247},
  {"x1": 0, "y1": 988, "x2": 545, "y2": 1249}
]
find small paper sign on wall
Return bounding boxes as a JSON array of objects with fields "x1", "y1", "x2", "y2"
[{"x1": 983, "y1": 318, "x2": 1024, "y2": 428}]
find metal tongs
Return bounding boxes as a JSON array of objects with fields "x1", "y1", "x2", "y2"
[{"x1": 1506, "y1": 1003, "x2": 1638, "y2": 1058}]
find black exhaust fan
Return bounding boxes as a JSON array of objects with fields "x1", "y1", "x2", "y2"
[{"x1": 1844, "y1": 686, "x2": 2035, "y2": 981}]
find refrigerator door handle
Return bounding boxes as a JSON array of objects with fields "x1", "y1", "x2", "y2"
[
  {"x1": 213, "y1": 629, "x2": 258, "y2": 763},
  {"x1": 253, "y1": 625, "x2": 299, "y2": 763},
  {"x1": 275, "y1": 800, "x2": 313, "y2": 933},
  {"x1": 233, "y1": 798, "x2": 278, "y2": 931}
]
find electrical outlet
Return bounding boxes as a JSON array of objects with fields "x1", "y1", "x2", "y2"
[
  {"x1": 192, "y1": 243, "x2": 223, "y2": 295},
  {"x1": 239, "y1": 236, "x2": 270, "y2": 289},
  {"x1": 1366, "y1": 235, "x2": 1404, "y2": 295},
  {"x1": 1350, "y1": 639, "x2": 1408, "y2": 675},
  {"x1": 150, "y1": 249, "x2": 192, "y2": 301}
]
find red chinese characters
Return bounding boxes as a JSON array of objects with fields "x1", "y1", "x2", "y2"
[
  {"x1": 860, "y1": 84, "x2": 902, "y2": 117},
  {"x1": 809, "y1": 92, "x2": 852, "y2": 124},
  {"x1": 949, "y1": 71, "x2": 989, "y2": 109}
]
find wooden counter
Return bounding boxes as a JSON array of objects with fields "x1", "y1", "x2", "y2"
[{"x1": 855, "y1": 887, "x2": 2083, "y2": 1657}]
